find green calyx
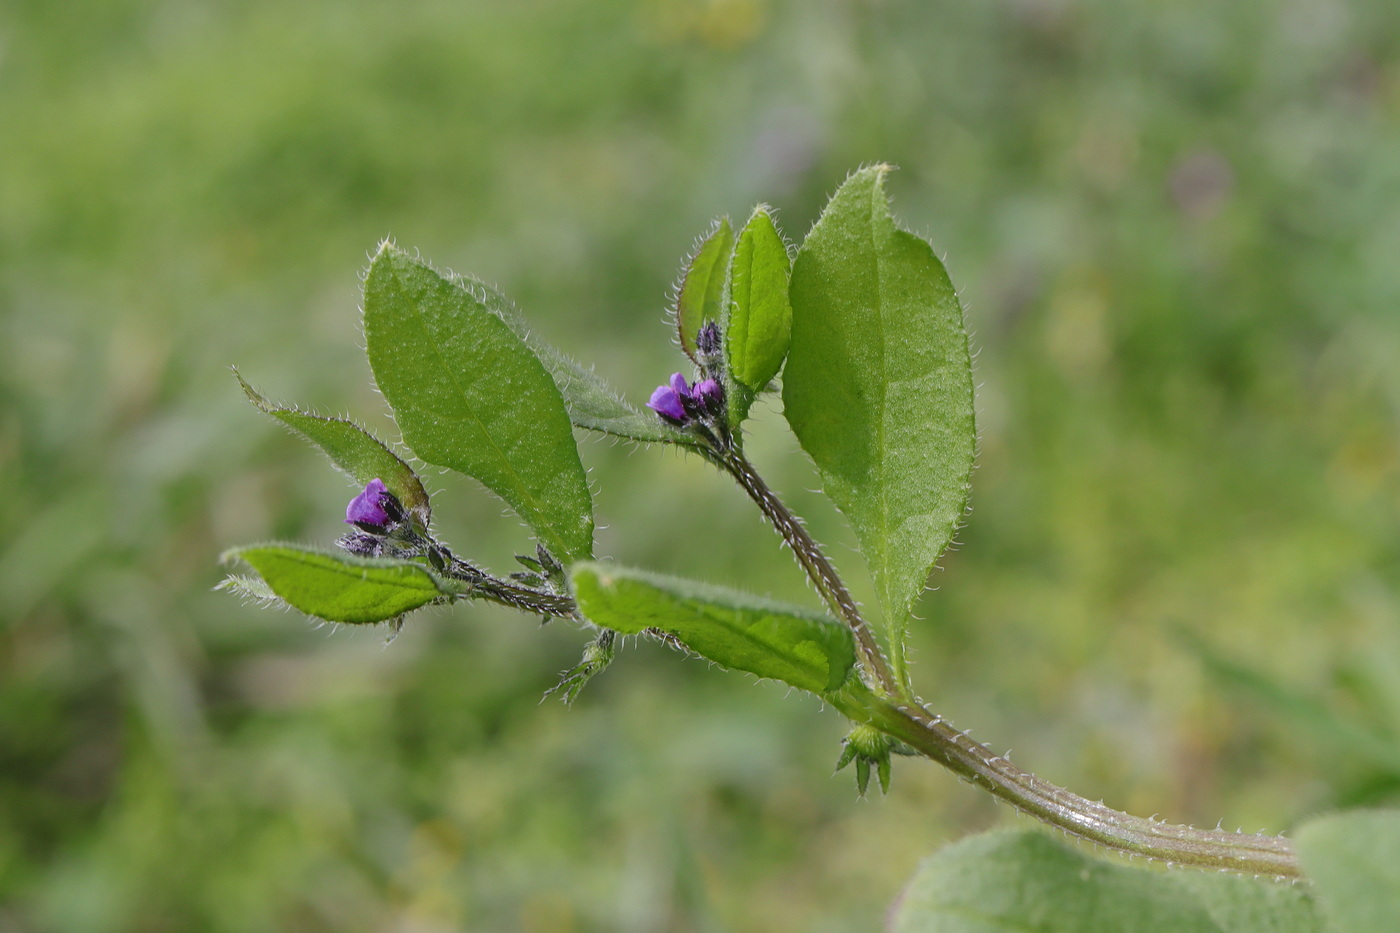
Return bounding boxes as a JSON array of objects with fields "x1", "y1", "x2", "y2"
[{"x1": 836, "y1": 723, "x2": 901, "y2": 796}]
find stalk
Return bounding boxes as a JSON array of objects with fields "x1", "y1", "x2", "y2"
[
  {"x1": 833, "y1": 681, "x2": 1299, "y2": 877},
  {"x1": 709, "y1": 445, "x2": 901, "y2": 697},
  {"x1": 706, "y1": 442, "x2": 1300, "y2": 877},
  {"x1": 434, "y1": 436, "x2": 1301, "y2": 877}
]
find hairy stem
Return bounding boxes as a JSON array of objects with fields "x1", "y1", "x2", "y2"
[
  {"x1": 710, "y1": 446, "x2": 900, "y2": 696},
  {"x1": 438, "y1": 552, "x2": 578, "y2": 618},
  {"x1": 431, "y1": 437, "x2": 1300, "y2": 875},
  {"x1": 444, "y1": 532, "x2": 1301, "y2": 875},
  {"x1": 705, "y1": 442, "x2": 1299, "y2": 877},
  {"x1": 832, "y1": 681, "x2": 1300, "y2": 877}
]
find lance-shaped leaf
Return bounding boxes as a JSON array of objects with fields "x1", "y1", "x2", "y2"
[
  {"x1": 480, "y1": 283, "x2": 703, "y2": 450},
  {"x1": 570, "y1": 562, "x2": 855, "y2": 695},
  {"x1": 235, "y1": 370, "x2": 432, "y2": 525},
  {"x1": 723, "y1": 205, "x2": 792, "y2": 428},
  {"x1": 224, "y1": 543, "x2": 455, "y2": 624},
  {"x1": 1296, "y1": 809, "x2": 1400, "y2": 933},
  {"x1": 890, "y1": 831, "x2": 1320, "y2": 933},
  {"x1": 783, "y1": 165, "x2": 975, "y2": 675},
  {"x1": 363, "y1": 244, "x2": 594, "y2": 563},
  {"x1": 675, "y1": 217, "x2": 734, "y2": 362}
]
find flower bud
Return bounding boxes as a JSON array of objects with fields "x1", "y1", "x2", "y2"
[
  {"x1": 345, "y1": 478, "x2": 403, "y2": 532},
  {"x1": 336, "y1": 529, "x2": 386, "y2": 557},
  {"x1": 695, "y1": 321, "x2": 723, "y2": 370},
  {"x1": 693, "y1": 378, "x2": 725, "y2": 418}
]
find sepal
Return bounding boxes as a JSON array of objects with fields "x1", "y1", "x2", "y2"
[
  {"x1": 835, "y1": 723, "x2": 898, "y2": 796},
  {"x1": 544, "y1": 629, "x2": 616, "y2": 704}
]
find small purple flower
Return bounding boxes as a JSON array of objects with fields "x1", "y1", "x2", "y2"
[
  {"x1": 647, "y1": 382, "x2": 688, "y2": 423},
  {"x1": 346, "y1": 478, "x2": 393, "y2": 530},
  {"x1": 646, "y1": 370, "x2": 728, "y2": 427},
  {"x1": 693, "y1": 378, "x2": 724, "y2": 417}
]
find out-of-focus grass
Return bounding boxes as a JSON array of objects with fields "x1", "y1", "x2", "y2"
[{"x1": 3, "y1": 0, "x2": 1400, "y2": 929}]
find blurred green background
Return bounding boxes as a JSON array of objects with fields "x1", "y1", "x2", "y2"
[{"x1": 4, "y1": 0, "x2": 1400, "y2": 929}]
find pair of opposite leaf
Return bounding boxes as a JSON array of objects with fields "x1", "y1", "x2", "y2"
[
  {"x1": 664, "y1": 205, "x2": 794, "y2": 436},
  {"x1": 225, "y1": 165, "x2": 975, "y2": 703}
]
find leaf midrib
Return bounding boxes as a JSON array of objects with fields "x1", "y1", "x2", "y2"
[
  {"x1": 691, "y1": 602, "x2": 824, "y2": 682},
  {"x1": 265, "y1": 548, "x2": 438, "y2": 592},
  {"x1": 866, "y1": 176, "x2": 897, "y2": 619}
]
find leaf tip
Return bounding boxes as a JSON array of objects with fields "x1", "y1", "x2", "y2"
[
  {"x1": 675, "y1": 216, "x2": 736, "y2": 360},
  {"x1": 232, "y1": 368, "x2": 274, "y2": 413},
  {"x1": 858, "y1": 160, "x2": 897, "y2": 179}
]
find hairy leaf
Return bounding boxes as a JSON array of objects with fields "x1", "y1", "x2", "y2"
[
  {"x1": 676, "y1": 217, "x2": 734, "y2": 361},
  {"x1": 1172, "y1": 872, "x2": 1322, "y2": 933},
  {"x1": 225, "y1": 543, "x2": 453, "y2": 624},
  {"x1": 1296, "y1": 809, "x2": 1400, "y2": 933},
  {"x1": 724, "y1": 205, "x2": 792, "y2": 427},
  {"x1": 235, "y1": 369, "x2": 432, "y2": 525},
  {"x1": 783, "y1": 165, "x2": 975, "y2": 678},
  {"x1": 363, "y1": 243, "x2": 594, "y2": 563},
  {"x1": 890, "y1": 831, "x2": 1320, "y2": 933},
  {"x1": 570, "y1": 562, "x2": 855, "y2": 695}
]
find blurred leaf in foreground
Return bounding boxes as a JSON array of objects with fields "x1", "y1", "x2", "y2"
[
  {"x1": 1296, "y1": 809, "x2": 1400, "y2": 933},
  {"x1": 889, "y1": 831, "x2": 1320, "y2": 933}
]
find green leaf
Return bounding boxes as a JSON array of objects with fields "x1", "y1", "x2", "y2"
[
  {"x1": 724, "y1": 205, "x2": 792, "y2": 427},
  {"x1": 783, "y1": 165, "x2": 975, "y2": 680},
  {"x1": 224, "y1": 543, "x2": 454, "y2": 624},
  {"x1": 1172, "y1": 872, "x2": 1322, "y2": 933},
  {"x1": 675, "y1": 217, "x2": 734, "y2": 362},
  {"x1": 890, "y1": 831, "x2": 1320, "y2": 933},
  {"x1": 570, "y1": 562, "x2": 855, "y2": 695},
  {"x1": 1296, "y1": 809, "x2": 1400, "y2": 933},
  {"x1": 363, "y1": 243, "x2": 594, "y2": 563},
  {"x1": 235, "y1": 369, "x2": 432, "y2": 525}
]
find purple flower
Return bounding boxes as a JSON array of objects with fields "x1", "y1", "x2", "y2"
[
  {"x1": 647, "y1": 371, "x2": 725, "y2": 426},
  {"x1": 346, "y1": 478, "x2": 393, "y2": 529},
  {"x1": 647, "y1": 382, "x2": 688, "y2": 423},
  {"x1": 693, "y1": 378, "x2": 724, "y2": 417}
]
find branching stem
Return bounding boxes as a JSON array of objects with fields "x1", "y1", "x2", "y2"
[
  {"x1": 428, "y1": 436, "x2": 1302, "y2": 876},
  {"x1": 704, "y1": 441, "x2": 1301, "y2": 877},
  {"x1": 438, "y1": 551, "x2": 578, "y2": 618}
]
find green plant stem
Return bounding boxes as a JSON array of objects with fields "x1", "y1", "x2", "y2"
[
  {"x1": 445, "y1": 540, "x2": 1301, "y2": 875},
  {"x1": 832, "y1": 680, "x2": 1301, "y2": 878},
  {"x1": 439, "y1": 552, "x2": 578, "y2": 617},
  {"x1": 709, "y1": 445, "x2": 900, "y2": 696},
  {"x1": 433, "y1": 443, "x2": 1301, "y2": 876},
  {"x1": 707, "y1": 443, "x2": 1300, "y2": 877}
]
